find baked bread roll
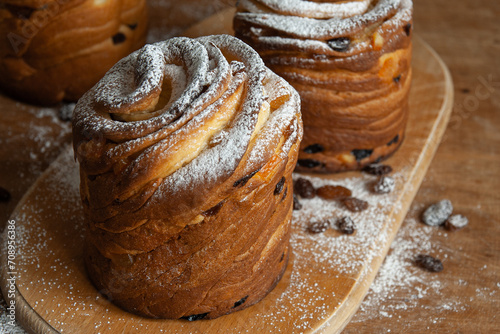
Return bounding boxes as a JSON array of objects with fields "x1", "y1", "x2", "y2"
[
  {"x1": 234, "y1": 0, "x2": 413, "y2": 172},
  {"x1": 0, "y1": 0, "x2": 148, "y2": 105},
  {"x1": 72, "y1": 35, "x2": 302, "y2": 319}
]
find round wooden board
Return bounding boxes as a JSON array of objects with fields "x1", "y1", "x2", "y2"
[{"x1": 0, "y1": 10, "x2": 453, "y2": 334}]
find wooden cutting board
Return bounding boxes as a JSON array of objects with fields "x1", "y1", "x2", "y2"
[{"x1": 0, "y1": 9, "x2": 453, "y2": 334}]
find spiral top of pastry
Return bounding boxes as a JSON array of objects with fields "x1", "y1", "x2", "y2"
[
  {"x1": 235, "y1": 0, "x2": 412, "y2": 62},
  {"x1": 73, "y1": 35, "x2": 302, "y2": 256}
]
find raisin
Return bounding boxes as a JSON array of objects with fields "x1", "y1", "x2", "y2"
[
  {"x1": 307, "y1": 221, "x2": 330, "y2": 234},
  {"x1": 387, "y1": 134, "x2": 399, "y2": 146},
  {"x1": 202, "y1": 201, "x2": 224, "y2": 217},
  {"x1": 374, "y1": 176, "x2": 395, "y2": 194},
  {"x1": 444, "y1": 214, "x2": 468, "y2": 231},
  {"x1": 233, "y1": 169, "x2": 260, "y2": 187},
  {"x1": 415, "y1": 254, "x2": 443, "y2": 272},
  {"x1": 393, "y1": 75, "x2": 401, "y2": 83},
  {"x1": 293, "y1": 194, "x2": 303, "y2": 210},
  {"x1": 337, "y1": 216, "x2": 356, "y2": 235},
  {"x1": 274, "y1": 177, "x2": 285, "y2": 196},
  {"x1": 128, "y1": 23, "x2": 138, "y2": 30},
  {"x1": 281, "y1": 186, "x2": 288, "y2": 201},
  {"x1": 58, "y1": 103, "x2": 75, "y2": 122},
  {"x1": 327, "y1": 37, "x2": 350, "y2": 52},
  {"x1": 362, "y1": 164, "x2": 393, "y2": 176},
  {"x1": 181, "y1": 312, "x2": 209, "y2": 321},
  {"x1": 352, "y1": 149, "x2": 373, "y2": 161},
  {"x1": 0, "y1": 187, "x2": 11, "y2": 202},
  {"x1": 233, "y1": 295, "x2": 248, "y2": 308},
  {"x1": 404, "y1": 23, "x2": 412, "y2": 36},
  {"x1": 316, "y1": 185, "x2": 352, "y2": 200},
  {"x1": 297, "y1": 159, "x2": 322, "y2": 168},
  {"x1": 294, "y1": 178, "x2": 316, "y2": 199},
  {"x1": 343, "y1": 197, "x2": 369, "y2": 212},
  {"x1": 88, "y1": 175, "x2": 97, "y2": 181},
  {"x1": 304, "y1": 144, "x2": 324, "y2": 154},
  {"x1": 112, "y1": 32, "x2": 127, "y2": 44},
  {"x1": 422, "y1": 200, "x2": 453, "y2": 226}
]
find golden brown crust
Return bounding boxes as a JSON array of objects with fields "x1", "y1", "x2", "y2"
[
  {"x1": 234, "y1": 0, "x2": 413, "y2": 172},
  {"x1": 73, "y1": 35, "x2": 303, "y2": 319},
  {"x1": 0, "y1": 0, "x2": 148, "y2": 105}
]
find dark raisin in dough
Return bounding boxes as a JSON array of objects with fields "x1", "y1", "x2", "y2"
[
  {"x1": 297, "y1": 159, "x2": 322, "y2": 168},
  {"x1": 404, "y1": 23, "x2": 412, "y2": 36},
  {"x1": 233, "y1": 296, "x2": 249, "y2": 308},
  {"x1": 274, "y1": 177, "x2": 286, "y2": 195},
  {"x1": 112, "y1": 32, "x2": 126, "y2": 44},
  {"x1": 387, "y1": 134, "x2": 399, "y2": 146},
  {"x1": 326, "y1": 37, "x2": 350, "y2": 52},
  {"x1": 233, "y1": 169, "x2": 260, "y2": 187},
  {"x1": 303, "y1": 143, "x2": 324, "y2": 154},
  {"x1": 352, "y1": 149, "x2": 373, "y2": 161}
]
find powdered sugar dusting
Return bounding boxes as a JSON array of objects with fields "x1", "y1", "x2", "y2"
[
  {"x1": 3, "y1": 147, "x2": 494, "y2": 333},
  {"x1": 235, "y1": 0, "x2": 412, "y2": 51},
  {"x1": 238, "y1": 0, "x2": 372, "y2": 19}
]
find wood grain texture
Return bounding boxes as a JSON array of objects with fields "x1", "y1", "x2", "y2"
[
  {"x1": 0, "y1": 0, "x2": 498, "y2": 333},
  {"x1": 0, "y1": 33, "x2": 453, "y2": 334}
]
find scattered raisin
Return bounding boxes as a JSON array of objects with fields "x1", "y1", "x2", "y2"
[
  {"x1": 393, "y1": 75, "x2": 401, "y2": 83},
  {"x1": 343, "y1": 197, "x2": 369, "y2": 212},
  {"x1": 58, "y1": 103, "x2": 75, "y2": 122},
  {"x1": 404, "y1": 23, "x2": 412, "y2": 36},
  {"x1": 374, "y1": 176, "x2": 395, "y2": 194},
  {"x1": 297, "y1": 159, "x2": 322, "y2": 168},
  {"x1": 316, "y1": 185, "x2": 352, "y2": 200},
  {"x1": 233, "y1": 169, "x2": 260, "y2": 187},
  {"x1": 362, "y1": 164, "x2": 393, "y2": 176},
  {"x1": 181, "y1": 312, "x2": 209, "y2": 321},
  {"x1": 293, "y1": 194, "x2": 303, "y2": 210},
  {"x1": 294, "y1": 178, "x2": 316, "y2": 199},
  {"x1": 233, "y1": 295, "x2": 248, "y2": 308},
  {"x1": 338, "y1": 216, "x2": 356, "y2": 235},
  {"x1": 415, "y1": 254, "x2": 443, "y2": 272},
  {"x1": 387, "y1": 134, "x2": 399, "y2": 146},
  {"x1": 307, "y1": 221, "x2": 330, "y2": 234},
  {"x1": 304, "y1": 144, "x2": 324, "y2": 154},
  {"x1": 327, "y1": 37, "x2": 351, "y2": 52},
  {"x1": 274, "y1": 177, "x2": 285, "y2": 196},
  {"x1": 422, "y1": 200, "x2": 453, "y2": 226},
  {"x1": 112, "y1": 32, "x2": 126, "y2": 44},
  {"x1": 352, "y1": 149, "x2": 373, "y2": 161},
  {"x1": 444, "y1": 214, "x2": 468, "y2": 231},
  {"x1": 128, "y1": 23, "x2": 138, "y2": 30},
  {"x1": 0, "y1": 187, "x2": 11, "y2": 202}
]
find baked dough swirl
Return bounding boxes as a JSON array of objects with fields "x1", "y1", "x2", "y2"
[
  {"x1": 234, "y1": 0, "x2": 413, "y2": 172},
  {"x1": 0, "y1": 0, "x2": 148, "y2": 105},
  {"x1": 72, "y1": 35, "x2": 302, "y2": 319}
]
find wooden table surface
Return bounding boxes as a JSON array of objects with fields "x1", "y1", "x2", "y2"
[{"x1": 0, "y1": 0, "x2": 498, "y2": 333}]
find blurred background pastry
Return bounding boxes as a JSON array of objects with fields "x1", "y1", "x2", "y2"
[
  {"x1": 234, "y1": 0, "x2": 413, "y2": 172},
  {"x1": 0, "y1": 0, "x2": 148, "y2": 105}
]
